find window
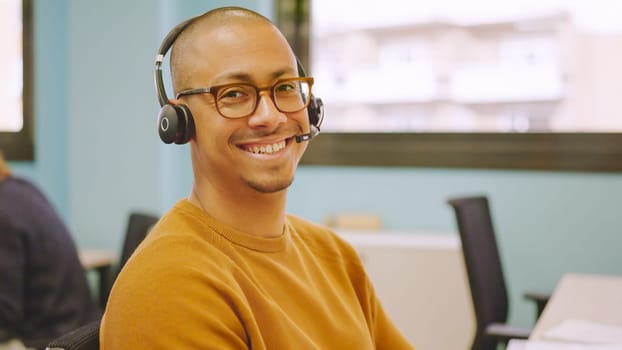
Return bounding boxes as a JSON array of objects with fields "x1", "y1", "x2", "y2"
[
  {"x1": 0, "y1": 0, "x2": 33, "y2": 160},
  {"x1": 277, "y1": 0, "x2": 622, "y2": 171}
]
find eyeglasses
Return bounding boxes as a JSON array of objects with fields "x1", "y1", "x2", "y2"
[{"x1": 176, "y1": 77, "x2": 314, "y2": 119}]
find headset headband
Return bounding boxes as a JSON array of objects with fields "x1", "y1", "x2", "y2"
[
  {"x1": 154, "y1": 17, "x2": 198, "y2": 107},
  {"x1": 154, "y1": 16, "x2": 309, "y2": 108}
]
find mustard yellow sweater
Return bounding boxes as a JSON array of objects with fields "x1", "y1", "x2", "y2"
[{"x1": 101, "y1": 200, "x2": 413, "y2": 349}]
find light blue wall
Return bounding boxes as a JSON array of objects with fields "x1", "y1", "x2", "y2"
[
  {"x1": 9, "y1": 0, "x2": 69, "y2": 219},
  {"x1": 8, "y1": 0, "x2": 622, "y2": 330}
]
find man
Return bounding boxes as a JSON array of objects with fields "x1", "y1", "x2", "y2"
[
  {"x1": 101, "y1": 7, "x2": 413, "y2": 349},
  {"x1": 0, "y1": 153, "x2": 99, "y2": 350}
]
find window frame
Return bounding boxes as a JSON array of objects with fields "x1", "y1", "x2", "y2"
[
  {"x1": 301, "y1": 133, "x2": 622, "y2": 172},
  {"x1": 0, "y1": 0, "x2": 34, "y2": 161}
]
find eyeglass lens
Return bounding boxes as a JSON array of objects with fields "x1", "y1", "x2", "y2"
[{"x1": 216, "y1": 80, "x2": 310, "y2": 118}]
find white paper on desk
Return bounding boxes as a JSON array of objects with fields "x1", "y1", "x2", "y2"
[
  {"x1": 508, "y1": 339, "x2": 622, "y2": 350},
  {"x1": 542, "y1": 319, "x2": 622, "y2": 345}
]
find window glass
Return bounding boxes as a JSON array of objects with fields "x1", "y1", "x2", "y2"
[
  {"x1": 311, "y1": 0, "x2": 622, "y2": 133},
  {"x1": 1, "y1": 0, "x2": 32, "y2": 161},
  {"x1": 0, "y1": 0, "x2": 23, "y2": 132}
]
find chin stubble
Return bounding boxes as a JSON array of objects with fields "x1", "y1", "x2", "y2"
[{"x1": 245, "y1": 176, "x2": 294, "y2": 194}]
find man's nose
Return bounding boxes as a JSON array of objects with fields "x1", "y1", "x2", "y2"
[{"x1": 247, "y1": 92, "x2": 287, "y2": 128}]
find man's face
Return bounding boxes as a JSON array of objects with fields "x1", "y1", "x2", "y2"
[{"x1": 181, "y1": 21, "x2": 310, "y2": 195}]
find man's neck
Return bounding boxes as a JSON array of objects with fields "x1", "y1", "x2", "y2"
[{"x1": 189, "y1": 182, "x2": 287, "y2": 238}]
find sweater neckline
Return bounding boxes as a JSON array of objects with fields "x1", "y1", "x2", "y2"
[{"x1": 176, "y1": 199, "x2": 290, "y2": 253}]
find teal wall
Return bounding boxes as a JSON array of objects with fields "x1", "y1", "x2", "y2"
[
  {"x1": 9, "y1": 0, "x2": 69, "y2": 218},
  {"x1": 8, "y1": 0, "x2": 622, "y2": 329}
]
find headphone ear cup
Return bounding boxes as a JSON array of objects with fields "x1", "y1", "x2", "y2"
[
  {"x1": 307, "y1": 95, "x2": 324, "y2": 130},
  {"x1": 176, "y1": 104, "x2": 195, "y2": 144},
  {"x1": 157, "y1": 104, "x2": 195, "y2": 144}
]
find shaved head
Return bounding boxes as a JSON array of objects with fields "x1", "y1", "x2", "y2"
[{"x1": 170, "y1": 7, "x2": 284, "y2": 94}]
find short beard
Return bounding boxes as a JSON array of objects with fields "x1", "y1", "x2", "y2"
[{"x1": 245, "y1": 176, "x2": 294, "y2": 193}]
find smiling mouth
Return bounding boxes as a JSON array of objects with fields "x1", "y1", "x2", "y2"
[{"x1": 240, "y1": 139, "x2": 289, "y2": 155}]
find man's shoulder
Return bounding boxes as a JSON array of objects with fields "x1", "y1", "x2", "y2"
[
  {"x1": 286, "y1": 214, "x2": 361, "y2": 262},
  {"x1": 285, "y1": 213, "x2": 323, "y2": 230},
  {"x1": 285, "y1": 213, "x2": 337, "y2": 242},
  {"x1": 113, "y1": 223, "x2": 238, "y2": 302}
]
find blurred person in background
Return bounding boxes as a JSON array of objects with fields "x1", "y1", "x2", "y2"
[{"x1": 0, "y1": 152, "x2": 99, "y2": 350}]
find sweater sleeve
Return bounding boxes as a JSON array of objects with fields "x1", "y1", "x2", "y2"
[
  {"x1": 330, "y1": 230, "x2": 414, "y2": 350},
  {"x1": 327, "y1": 230, "x2": 415, "y2": 350},
  {"x1": 368, "y1": 278, "x2": 415, "y2": 350},
  {"x1": 100, "y1": 236, "x2": 250, "y2": 350}
]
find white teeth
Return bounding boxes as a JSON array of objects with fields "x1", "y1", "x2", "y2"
[{"x1": 247, "y1": 141, "x2": 286, "y2": 154}]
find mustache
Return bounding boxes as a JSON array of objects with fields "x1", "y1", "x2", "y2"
[{"x1": 231, "y1": 125, "x2": 303, "y2": 142}]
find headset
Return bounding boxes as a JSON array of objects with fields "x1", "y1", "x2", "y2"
[{"x1": 154, "y1": 12, "x2": 325, "y2": 145}]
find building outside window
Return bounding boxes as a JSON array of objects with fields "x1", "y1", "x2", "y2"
[{"x1": 310, "y1": 0, "x2": 622, "y2": 133}]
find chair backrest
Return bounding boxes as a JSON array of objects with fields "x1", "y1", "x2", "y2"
[
  {"x1": 119, "y1": 212, "x2": 160, "y2": 269},
  {"x1": 45, "y1": 320, "x2": 100, "y2": 350},
  {"x1": 99, "y1": 212, "x2": 159, "y2": 307},
  {"x1": 448, "y1": 196, "x2": 509, "y2": 349}
]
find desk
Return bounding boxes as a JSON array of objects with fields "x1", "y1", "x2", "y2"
[
  {"x1": 79, "y1": 249, "x2": 116, "y2": 308},
  {"x1": 336, "y1": 230, "x2": 473, "y2": 350},
  {"x1": 530, "y1": 273, "x2": 622, "y2": 340}
]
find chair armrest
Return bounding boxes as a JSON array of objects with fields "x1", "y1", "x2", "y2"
[
  {"x1": 45, "y1": 320, "x2": 100, "y2": 350},
  {"x1": 486, "y1": 323, "x2": 531, "y2": 344},
  {"x1": 523, "y1": 290, "x2": 551, "y2": 318}
]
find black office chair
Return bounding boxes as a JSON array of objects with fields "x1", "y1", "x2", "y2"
[
  {"x1": 99, "y1": 212, "x2": 160, "y2": 307},
  {"x1": 44, "y1": 320, "x2": 100, "y2": 350},
  {"x1": 448, "y1": 195, "x2": 548, "y2": 350},
  {"x1": 118, "y1": 212, "x2": 160, "y2": 269}
]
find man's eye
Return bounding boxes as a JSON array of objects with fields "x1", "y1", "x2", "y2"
[
  {"x1": 275, "y1": 82, "x2": 297, "y2": 93},
  {"x1": 220, "y1": 89, "x2": 247, "y2": 99}
]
